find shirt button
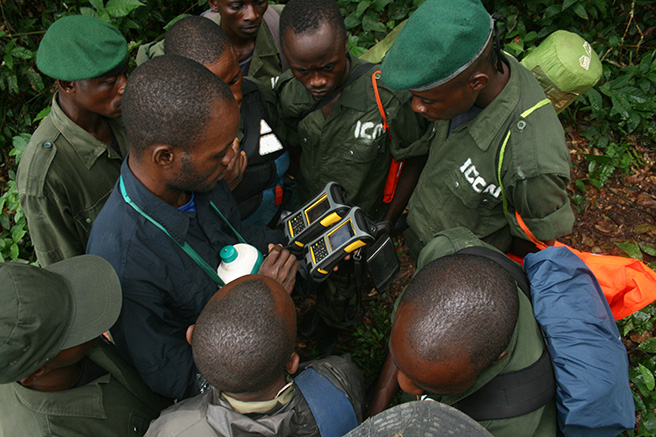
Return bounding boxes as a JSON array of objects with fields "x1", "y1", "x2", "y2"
[
  {"x1": 482, "y1": 199, "x2": 489, "y2": 205},
  {"x1": 303, "y1": 138, "x2": 308, "y2": 144},
  {"x1": 43, "y1": 141, "x2": 53, "y2": 148},
  {"x1": 374, "y1": 72, "x2": 381, "y2": 80},
  {"x1": 349, "y1": 150, "x2": 354, "y2": 156},
  {"x1": 453, "y1": 181, "x2": 459, "y2": 188},
  {"x1": 85, "y1": 218, "x2": 92, "y2": 224},
  {"x1": 517, "y1": 120, "x2": 527, "y2": 130}
]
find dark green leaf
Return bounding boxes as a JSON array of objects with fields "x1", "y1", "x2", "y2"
[
  {"x1": 641, "y1": 245, "x2": 656, "y2": 257},
  {"x1": 616, "y1": 241, "x2": 643, "y2": 260},
  {"x1": 33, "y1": 107, "x2": 51, "y2": 123},
  {"x1": 573, "y1": 3, "x2": 588, "y2": 20},
  {"x1": 374, "y1": 0, "x2": 393, "y2": 12},
  {"x1": 562, "y1": 0, "x2": 577, "y2": 10},
  {"x1": 105, "y1": 0, "x2": 144, "y2": 17},
  {"x1": 356, "y1": 0, "x2": 372, "y2": 17},
  {"x1": 344, "y1": 12, "x2": 360, "y2": 29},
  {"x1": 89, "y1": 0, "x2": 105, "y2": 11},
  {"x1": 638, "y1": 338, "x2": 656, "y2": 353},
  {"x1": 10, "y1": 243, "x2": 18, "y2": 260}
]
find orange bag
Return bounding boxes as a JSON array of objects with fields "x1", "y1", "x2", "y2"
[{"x1": 515, "y1": 211, "x2": 656, "y2": 320}]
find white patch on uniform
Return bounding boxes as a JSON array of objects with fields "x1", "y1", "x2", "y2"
[
  {"x1": 259, "y1": 119, "x2": 283, "y2": 155},
  {"x1": 459, "y1": 158, "x2": 502, "y2": 198},
  {"x1": 354, "y1": 120, "x2": 384, "y2": 140}
]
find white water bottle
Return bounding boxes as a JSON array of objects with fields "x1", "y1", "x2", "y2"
[{"x1": 217, "y1": 243, "x2": 264, "y2": 285}]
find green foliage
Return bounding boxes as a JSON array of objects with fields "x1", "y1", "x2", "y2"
[{"x1": 341, "y1": 294, "x2": 392, "y2": 384}]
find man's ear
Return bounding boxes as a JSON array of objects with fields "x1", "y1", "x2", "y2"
[
  {"x1": 186, "y1": 324, "x2": 195, "y2": 345},
  {"x1": 396, "y1": 370, "x2": 424, "y2": 396},
  {"x1": 208, "y1": 0, "x2": 219, "y2": 12},
  {"x1": 57, "y1": 80, "x2": 75, "y2": 94},
  {"x1": 470, "y1": 72, "x2": 489, "y2": 91},
  {"x1": 286, "y1": 352, "x2": 300, "y2": 375},
  {"x1": 152, "y1": 144, "x2": 176, "y2": 168}
]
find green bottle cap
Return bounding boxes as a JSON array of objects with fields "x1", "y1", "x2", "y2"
[{"x1": 220, "y1": 245, "x2": 238, "y2": 263}]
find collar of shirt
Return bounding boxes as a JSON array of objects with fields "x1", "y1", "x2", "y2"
[
  {"x1": 11, "y1": 373, "x2": 110, "y2": 419},
  {"x1": 120, "y1": 159, "x2": 193, "y2": 245},
  {"x1": 248, "y1": 20, "x2": 279, "y2": 76},
  {"x1": 444, "y1": 55, "x2": 522, "y2": 153},
  {"x1": 219, "y1": 377, "x2": 295, "y2": 415},
  {"x1": 48, "y1": 92, "x2": 126, "y2": 169}
]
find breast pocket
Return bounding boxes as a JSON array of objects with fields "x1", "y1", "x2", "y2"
[
  {"x1": 74, "y1": 189, "x2": 113, "y2": 236},
  {"x1": 446, "y1": 164, "x2": 503, "y2": 224}
]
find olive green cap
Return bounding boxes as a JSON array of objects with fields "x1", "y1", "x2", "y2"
[
  {"x1": 381, "y1": 0, "x2": 494, "y2": 91},
  {"x1": 0, "y1": 255, "x2": 122, "y2": 383},
  {"x1": 36, "y1": 15, "x2": 128, "y2": 81}
]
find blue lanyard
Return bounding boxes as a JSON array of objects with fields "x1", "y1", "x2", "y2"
[{"x1": 119, "y1": 176, "x2": 247, "y2": 287}]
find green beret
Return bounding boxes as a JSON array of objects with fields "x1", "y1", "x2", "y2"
[
  {"x1": 37, "y1": 15, "x2": 128, "y2": 81},
  {"x1": 381, "y1": 0, "x2": 493, "y2": 90}
]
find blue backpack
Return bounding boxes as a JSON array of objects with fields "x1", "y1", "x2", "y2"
[{"x1": 457, "y1": 245, "x2": 635, "y2": 436}]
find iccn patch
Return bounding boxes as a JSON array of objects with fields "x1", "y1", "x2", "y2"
[{"x1": 459, "y1": 158, "x2": 502, "y2": 198}]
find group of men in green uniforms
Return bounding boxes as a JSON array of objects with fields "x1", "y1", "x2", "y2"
[{"x1": 3, "y1": 0, "x2": 577, "y2": 435}]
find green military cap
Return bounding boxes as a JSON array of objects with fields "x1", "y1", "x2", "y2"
[
  {"x1": 0, "y1": 255, "x2": 122, "y2": 383},
  {"x1": 381, "y1": 0, "x2": 494, "y2": 91},
  {"x1": 36, "y1": 15, "x2": 128, "y2": 81}
]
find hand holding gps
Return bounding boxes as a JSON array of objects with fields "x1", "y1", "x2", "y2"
[
  {"x1": 283, "y1": 182, "x2": 350, "y2": 255},
  {"x1": 304, "y1": 207, "x2": 378, "y2": 281}
]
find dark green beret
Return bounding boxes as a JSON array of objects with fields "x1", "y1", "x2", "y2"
[
  {"x1": 381, "y1": 0, "x2": 493, "y2": 90},
  {"x1": 37, "y1": 15, "x2": 128, "y2": 81}
]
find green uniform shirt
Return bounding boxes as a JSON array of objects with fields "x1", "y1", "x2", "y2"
[
  {"x1": 415, "y1": 227, "x2": 558, "y2": 437},
  {"x1": 405, "y1": 55, "x2": 574, "y2": 257},
  {"x1": 276, "y1": 57, "x2": 427, "y2": 219},
  {"x1": 17, "y1": 93, "x2": 128, "y2": 266},
  {"x1": 135, "y1": 6, "x2": 284, "y2": 89},
  {"x1": 0, "y1": 339, "x2": 171, "y2": 437}
]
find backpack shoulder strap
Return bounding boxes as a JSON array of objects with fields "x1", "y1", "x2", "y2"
[
  {"x1": 456, "y1": 246, "x2": 530, "y2": 298},
  {"x1": 453, "y1": 349, "x2": 555, "y2": 421},
  {"x1": 294, "y1": 367, "x2": 359, "y2": 437}
]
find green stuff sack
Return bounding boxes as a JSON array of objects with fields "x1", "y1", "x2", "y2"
[{"x1": 521, "y1": 30, "x2": 602, "y2": 113}]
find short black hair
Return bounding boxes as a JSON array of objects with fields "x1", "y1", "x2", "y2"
[
  {"x1": 398, "y1": 254, "x2": 519, "y2": 373},
  {"x1": 192, "y1": 277, "x2": 296, "y2": 393},
  {"x1": 165, "y1": 16, "x2": 232, "y2": 66},
  {"x1": 122, "y1": 54, "x2": 233, "y2": 156},
  {"x1": 280, "y1": 0, "x2": 346, "y2": 45}
]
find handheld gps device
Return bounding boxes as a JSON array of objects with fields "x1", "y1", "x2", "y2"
[
  {"x1": 304, "y1": 207, "x2": 378, "y2": 281},
  {"x1": 283, "y1": 182, "x2": 351, "y2": 255}
]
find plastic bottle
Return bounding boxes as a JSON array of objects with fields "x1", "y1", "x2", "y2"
[{"x1": 217, "y1": 243, "x2": 264, "y2": 285}]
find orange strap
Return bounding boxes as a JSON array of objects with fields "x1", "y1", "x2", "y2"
[
  {"x1": 372, "y1": 70, "x2": 404, "y2": 203},
  {"x1": 514, "y1": 210, "x2": 548, "y2": 250}
]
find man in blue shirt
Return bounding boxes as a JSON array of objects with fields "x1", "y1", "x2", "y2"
[{"x1": 87, "y1": 55, "x2": 297, "y2": 401}]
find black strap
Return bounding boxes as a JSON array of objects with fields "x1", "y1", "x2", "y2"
[
  {"x1": 298, "y1": 59, "x2": 374, "y2": 120},
  {"x1": 451, "y1": 247, "x2": 555, "y2": 420},
  {"x1": 457, "y1": 246, "x2": 530, "y2": 298},
  {"x1": 453, "y1": 350, "x2": 555, "y2": 421}
]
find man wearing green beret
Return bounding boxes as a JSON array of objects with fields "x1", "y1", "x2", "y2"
[
  {"x1": 0, "y1": 255, "x2": 171, "y2": 436},
  {"x1": 380, "y1": 0, "x2": 574, "y2": 258},
  {"x1": 17, "y1": 15, "x2": 129, "y2": 266}
]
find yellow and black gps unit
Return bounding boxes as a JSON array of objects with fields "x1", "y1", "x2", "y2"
[
  {"x1": 283, "y1": 182, "x2": 351, "y2": 255},
  {"x1": 304, "y1": 207, "x2": 377, "y2": 281}
]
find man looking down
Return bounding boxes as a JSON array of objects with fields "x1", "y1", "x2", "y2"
[{"x1": 87, "y1": 55, "x2": 297, "y2": 401}]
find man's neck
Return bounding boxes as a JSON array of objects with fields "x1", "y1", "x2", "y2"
[
  {"x1": 57, "y1": 92, "x2": 112, "y2": 145},
  {"x1": 127, "y1": 154, "x2": 192, "y2": 207},
  {"x1": 224, "y1": 374, "x2": 289, "y2": 403},
  {"x1": 475, "y1": 60, "x2": 510, "y2": 109}
]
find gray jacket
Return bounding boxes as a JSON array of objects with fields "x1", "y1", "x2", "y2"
[{"x1": 145, "y1": 356, "x2": 364, "y2": 437}]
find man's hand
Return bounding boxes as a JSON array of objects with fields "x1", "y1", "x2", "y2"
[
  {"x1": 258, "y1": 244, "x2": 298, "y2": 294},
  {"x1": 224, "y1": 138, "x2": 247, "y2": 191}
]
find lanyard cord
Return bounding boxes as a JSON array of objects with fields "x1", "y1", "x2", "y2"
[
  {"x1": 209, "y1": 201, "x2": 246, "y2": 244},
  {"x1": 119, "y1": 176, "x2": 227, "y2": 287}
]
